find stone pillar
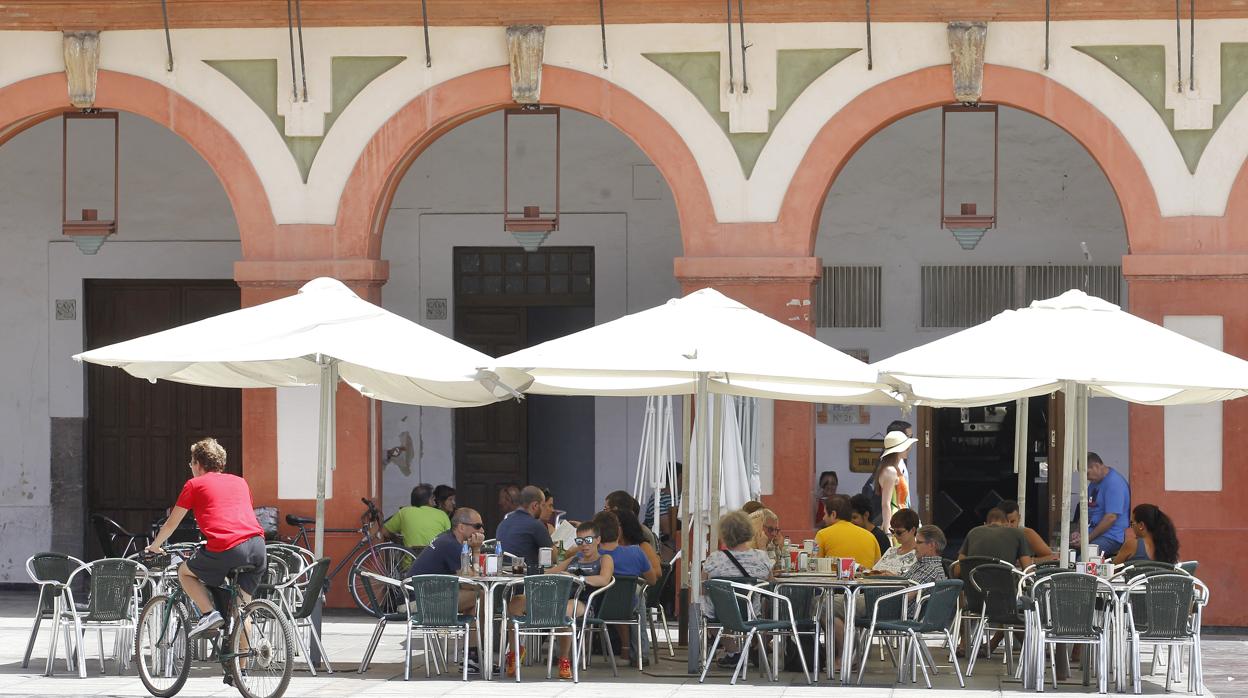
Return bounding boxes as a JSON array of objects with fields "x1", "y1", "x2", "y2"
[
  {"x1": 1123, "y1": 253, "x2": 1248, "y2": 626},
  {"x1": 234, "y1": 258, "x2": 388, "y2": 607},
  {"x1": 674, "y1": 255, "x2": 822, "y2": 540}
]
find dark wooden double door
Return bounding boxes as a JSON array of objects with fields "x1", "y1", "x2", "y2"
[
  {"x1": 453, "y1": 247, "x2": 595, "y2": 534},
  {"x1": 84, "y1": 280, "x2": 242, "y2": 558}
]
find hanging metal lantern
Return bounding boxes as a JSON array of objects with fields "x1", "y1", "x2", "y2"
[
  {"x1": 503, "y1": 106, "x2": 560, "y2": 252},
  {"x1": 940, "y1": 104, "x2": 997, "y2": 250},
  {"x1": 62, "y1": 110, "x2": 119, "y2": 255}
]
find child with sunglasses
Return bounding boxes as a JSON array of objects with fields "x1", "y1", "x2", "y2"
[{"x1": 545, "y1": 521, "x2": 615, "y2": 678}]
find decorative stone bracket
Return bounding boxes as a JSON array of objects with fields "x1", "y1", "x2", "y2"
[
  {"x1": 947, "y1": 21, "x2": 987, "y2": 105},
  {"x1": 63, "y1": 30, "x2": 101, "y2": 109},
  {"x1": 507, "y1": 25, "x2": 545, "y2": 104}
]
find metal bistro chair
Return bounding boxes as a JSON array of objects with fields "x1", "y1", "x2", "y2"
[
  {"x1": 355, "y1": 569, "x2": 409, "y2": 674},
  {"x1": 403, "y1": 574, "x2": 485, "y2": 681},
  {"x1": 698, "y1": 579, "x2": 811, "y2": 685},
  {"x1": 90, "y1": 514, "x2": 151, "y2": 559},
  {"x1": 955, "y1": 556, "x2": 1009, "y2": 659},
  {"x1": 966, "y1": 562, "x2": 1027, "y2": 676},
  {"x1": 51, "y1": 558, "x2": 148, "y2": 678},
  {"x1": 699, "y1": 575, "x2": 757, "y2": 667},
  {"x1": 858, "y1": 579, "x2": 965, "y2": 689},
  {"x1": 581, "y1": 576, "x2": 651, "y2": 673},
  {"x1": 274, "y1": 557, "x2": 334, "y2": 676},
  {"x1": 1026, "y1": 572, "x2": 1116, "y2": 693},
  {"x1": 22, "y1": 553, "x2": 86, "y2": 672},
  {"x1": 851, "y1": 577, "x2": 914, "y2": 680},
  {"x1": 644, "y1": 560, "x2": 676, "y2": 659},
  {"x1": 1122, "y1": 573, "x2": 1209, "y2": 695},
  {"x1": 506, "y1": 574, "x2": 585, "y2": 683},
  {"x1": 773, "y1": 582, "x2": 824, "y2": 678}
]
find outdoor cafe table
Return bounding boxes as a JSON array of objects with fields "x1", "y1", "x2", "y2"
[
  {"x1": 475, "y1": 573, "x2": 524, "y2": 681},
  {"x1": 773, "y1": 572, "x2": 915, "y2": 684}
]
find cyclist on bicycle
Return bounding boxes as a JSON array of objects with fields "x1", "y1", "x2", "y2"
[{"x1": 146, "y1": 437, "x2": 266, "y2": 639}]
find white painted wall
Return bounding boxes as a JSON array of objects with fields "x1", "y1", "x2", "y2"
[
  {"x1": 0, "y1": 112, "x2": 237, "y2": 581},
  {"x1": 812, "y1": 105, "x2": 1130, "y2": 499}
]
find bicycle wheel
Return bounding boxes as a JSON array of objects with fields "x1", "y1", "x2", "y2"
[
  {"x1": 135, "y1": 595, "x2": 191, "y2": 697},
  {"x1": 348, "y1": 543, "x2": 417, "y2": 616},
  {"x1": 229, "y1": 599, "x2": 293, "y2": 698}
]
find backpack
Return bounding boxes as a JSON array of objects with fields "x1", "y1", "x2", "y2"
[{"x1": 860, "y1": 475, "x2": 883, "y2": 527}]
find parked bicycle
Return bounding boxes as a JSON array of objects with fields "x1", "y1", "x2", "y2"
[
  {"x1": 283, "y1": 498, "x2": 416, "y2": 617},
  {"x1": 134, "y1": 551, "x2": 293, "y2": 698}
]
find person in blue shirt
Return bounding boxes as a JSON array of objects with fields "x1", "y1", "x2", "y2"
[
  {"x1": 592, "y1": 510, "x2": 657, "y2": 584},
  {"x1": 1071, "y1": 452, "x2": 1131, "y2": 556},
  {"x1": 495, "y1": 485, "x2": 553, "y2": 570}
]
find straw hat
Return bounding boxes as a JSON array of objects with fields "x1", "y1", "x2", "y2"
[{"x1": 881, "y1": 430, "x2": 918, "y2": 457}]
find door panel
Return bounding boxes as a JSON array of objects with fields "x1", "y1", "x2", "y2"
[
  {"x1": 454, "y1": 306, "x2": 527, "y2": 535},
  {"x1": 85, "y1": 280, "x2": 241, "y2": 559}
]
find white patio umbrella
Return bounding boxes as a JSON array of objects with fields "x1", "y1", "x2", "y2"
[
  {"x1": 74, "y1": 277, "x2": 528, "y2": 556},
  {"x1": 874, "y1": 289, "x2": 1248, "y2": 563},
  {"x1": 491, "y1": 287, "x2": 899, "y2": 671}
]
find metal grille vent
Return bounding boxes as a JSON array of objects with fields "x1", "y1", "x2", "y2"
[
  {"x1": 922, "y1": 265, "x2": 1124, "y2": 328},
  {"x1": 1024, "y1": 265, "x2": 1122, "y2": 306},
  {"x1": 815, "y1": 266, "x2": 882, "y2": 328},
  {"x1": 921, "y1": 265, "x2": 1014, "y2": 328}
]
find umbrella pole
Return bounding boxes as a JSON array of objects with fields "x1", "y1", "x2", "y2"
[
  {"x1": 686, "y1": 372, "x2": 709, "y2": 674},
  {"x1": 1014, "y1": 398, "x2": 1029, "y2": 525},
  {"x1": 709, "y1": 395, "x2": 722, "y2": 554},
  {"x1": 1077, "y1": 385, "x2": 1090, "y2": 562},
  {"x1": 314, "y1": 357, "x2": 339, "y2": 559},
  {"x1": 1058, "y1": 381, "x2": 1077, "y2": 568}
]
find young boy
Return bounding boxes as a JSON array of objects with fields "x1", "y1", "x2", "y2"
[{"x1": 547, "y1": 520, "x2": 614, "y2": 679}]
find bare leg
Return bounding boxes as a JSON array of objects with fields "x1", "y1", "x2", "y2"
[
  {"x1": 558, "y1": 600, "x2": 586, "y2": 659},
  {"x1": 177, "y1": 564, "x2": 214, "y2": 615}
]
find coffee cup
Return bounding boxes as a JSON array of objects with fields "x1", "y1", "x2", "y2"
[
  {"x1": 1087, "y1": 543, "x2": 1100, "y2": 559},
  {"x1": 815, "y1": 556, "x2": 835, "y2": 574},
  {"x1": 539, "y1": 547, "x2": 553, "y2": 568},
  {"x1": 802, "y1": 539, "x2": 816, "y2": 555}
]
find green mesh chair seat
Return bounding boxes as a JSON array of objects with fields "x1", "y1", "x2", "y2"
[
  {"x1": 407, "y1": 574, "x2": 468, "y2": 627},
  {"x1": 82, "y1": 558, "x2": 142, "y2": 623},
  {"x1": 698, "y1": 579, "x2": 812, "y2": 685},
  {"x1": 705, "y1": 579, "x2": 787, "y2": 632},
  {"x1": 874, "y1": 579, "x2": 963, "y2": 635},
  {"x1": 51, "y1": 558, "x2": 145, "y2": 678},
  {"x1": 1133, "y1": 574, "x2": 1197, "y2": 640},
  {"x1": 704, "y1": 575, "x2": 755, "y2": 623},
  {"x1": 584, "y1": 575, "x2": 642, "y2": 626},
  {"x1": 854, "y1": 577, "x2": 909, "y2": 628},
  {"x1": 971, "y1": 563, "x2": 1025, "y2": 626},
  {"x1": 1036, "y1": 572, "x2": 1104, "y2": 639},
  {"x1": 776, "y1": 584, "x2": 820, "y2": 630},
  {"x1": 513, "y1": 574, "x2": 577, "y2": 628}
]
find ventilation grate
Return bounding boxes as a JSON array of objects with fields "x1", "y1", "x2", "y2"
[
  {"x1": 1024, "y1": 265, "x2": 1122, "y2": 306},
  {"x1": 921, "y1": 265, "x2": 1015, "y2": 328},
  {"x1": 815, "y1": 266, "x2": 882, "y2": 328}
]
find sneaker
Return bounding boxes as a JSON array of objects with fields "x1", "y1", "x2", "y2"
[
  {"x1": 717, "y1": 651, "x2": 741, "y2": 668},
  {"x1": 465, "y1": 649, "x2": 480, "y2": 675},
  {"x1": 505, "y1": 647, "x2": 526, "y2": 677},
  {"x1": 189, "y1": 610, "x2": 224, "y2": 638},
  {"x1": 558, "y1": 656, "x2": 573, "y2": 680}
]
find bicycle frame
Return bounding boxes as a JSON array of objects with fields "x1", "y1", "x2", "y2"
[
  {"x1": 286, "y1": 498, "x2": 388, "y2": 582},
  {"x1": 155, "y1": 577, "x2": 255, "y2": 669}
]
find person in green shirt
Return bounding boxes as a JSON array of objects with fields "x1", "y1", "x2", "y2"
[{"x1": 382, "y1": 483, "x2": 451, "y2": 549}]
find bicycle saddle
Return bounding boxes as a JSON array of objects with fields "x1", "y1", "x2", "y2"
[{"x1": 285, "y1": 514, "x2": 315, "y2": 526}]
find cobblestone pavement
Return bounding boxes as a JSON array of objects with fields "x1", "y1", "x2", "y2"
[{"x1": 0, "y1": 591, "x2": 1239, "y2": 697}]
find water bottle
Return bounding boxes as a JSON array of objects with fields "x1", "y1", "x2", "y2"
[
  {"x1": 460, "y1": 542, "x2": 472, "y2": 575},
  {"x1": 495, "y1": 539, "x2": 503, "y2": 559}
]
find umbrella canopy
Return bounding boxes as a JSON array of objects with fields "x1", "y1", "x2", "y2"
[
  {"x1": 75, "y1": 277, "x2": 526, "y2": 557},
  {"x1": 873, "y1": 288, "x2": 1248, "y2": 566},
  {"x1": 74, "y1": 277, "x2": 529, "y2": 406},
  {"x1": 874, "y1": 289, "x2": 1248, "y2": 407},
  {"x1": 492, "y1": 287, "x2": 898, "y2": 404}
]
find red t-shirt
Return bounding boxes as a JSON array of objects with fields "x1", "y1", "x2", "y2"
[{"x1": 175, "y1": 472, "x2": 263, "y2": 552}]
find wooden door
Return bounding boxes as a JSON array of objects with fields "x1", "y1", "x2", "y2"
[
  {"x1": 915, "y1": 406, "x2": 934, "y2": 522},
  {"x1": 454, "y1": 307, "x2": 527, "y2": 535},
  {"x1": 85, "y1": 280, "x2": 241, "y2": 558}
]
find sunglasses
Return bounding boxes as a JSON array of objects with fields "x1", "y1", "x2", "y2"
[
  {"x1": 889, "y1": 527, "x2": 912, "y2": 536},
  {"x1": 461, "y1": 522, "x2": 484, "y2": 530},
  {"x1": 574, "y1": 535, "x2": 597, "y2": 545}
]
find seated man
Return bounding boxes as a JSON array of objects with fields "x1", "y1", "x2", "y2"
[
  {"x1": 496, "y1": 485, "x2": 554, "y2": 570},
  {"x1": 998, "y1": 499, "x2": 1055, "y2": 562},
  {"x1": 382, "y1": 483, "x2": 451, "y2": 549},
  {"x1": 814, "y1": 494, "x2": 882, "y2": 569},
  {"x1": 850, "y1": 493, "x2": 891, "y2": 557},
  {"x1": 404, "y1": 507, "x2": 486, "y2": 671},
  {"x1": 958, "y1": 507, "x2": 1033, "y2": 569}
]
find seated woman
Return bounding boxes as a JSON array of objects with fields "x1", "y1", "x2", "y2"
[
  {"x1": 1112, "y1": 503, "x2": 1180, "y2": 565},
  {"x1": 615, "y1": 509, "x2": 663, "y2": 585},
  {"x1": 868, "y1": 508, "x2": 920, "y2": 576},
  {"x1": 546, "y1": 520, "x2": 614, "y2": 680},
  {"x1": 703, "y1": 510, "x2": 774, "y2": 668},
  {"x1": 594, "y1": 510, "x2": 657, "y2": 663},
  {"x1": 998, "y1": 499, "x2": 1055, "y2": 562},
  {"x1": 747, "y1": 507, "x2": 784, "y2": 569}
]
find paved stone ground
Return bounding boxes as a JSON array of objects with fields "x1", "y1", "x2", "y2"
[{"x1": 0, "y1": 591, "x2": 1240, "y2": 697}]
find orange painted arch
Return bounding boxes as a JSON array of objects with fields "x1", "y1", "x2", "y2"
[
  {"x1": 333, "y1": 64, "x2": 717, "y2": 260},
  {"x1": 0, "y1": 70, "x2": 275, "y2": 254}
]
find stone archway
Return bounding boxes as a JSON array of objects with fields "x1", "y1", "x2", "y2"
[
  {"x1": 778, "y1": 63, "x2": 1163, "y2": 257},
  {"x1": 332, "y1": 64, "x2": 718, "y2": 260},
  {"x1": 0, "y1": 70, "x2": 276, "y2": 254}
]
